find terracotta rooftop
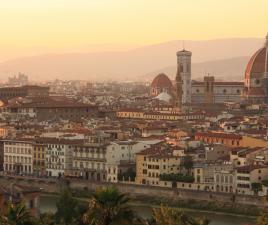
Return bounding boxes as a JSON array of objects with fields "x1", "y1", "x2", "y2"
[
  {"x1": 245, "y1": 47, "x2": 268, "y2": 80},
  {"x1": 195, "y1": 132, "x2": 242, "y2": 140},
  {"x1": 151, "y1": 73, "x2": 173, "y2": 89}
]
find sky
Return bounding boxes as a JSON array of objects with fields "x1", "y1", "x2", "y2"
[{"x1": 0, "y1": 0, "x2": 268, "y2": 61}]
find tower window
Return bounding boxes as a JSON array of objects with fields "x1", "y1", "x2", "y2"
[
  {"x1": 255, "y1": 79, "x2": 260, "y2": 85},
  {"x1": 223, "y1": 89, "x2": 227, "y2": 94},
  {"x1": 180, "y1": 64, "x2": 183, "y2": 72},
  {"x1": 236, "y1": 89, "x2": 240, "y2": 94},
  {"x1": 187, "y1": 64, "x2": 190, "y2": 73},
  {"x1": 196, "y1": 89, "x2": 199, "y2": 93}
]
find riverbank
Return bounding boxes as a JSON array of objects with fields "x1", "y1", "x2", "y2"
[
  {"x1": 41, "y1": 190, "x2": 260, "y2": 218},
  {"x1": 0, "y1": 175, "x2": 265, "y2": 217},
  {"x1": 40, "y1": 193, "x2": 257, "y2": 225}
]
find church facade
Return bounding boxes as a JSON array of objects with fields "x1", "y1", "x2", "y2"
[
  {"x1": 191, "y1": 79, "x2": 244, "y2": 104},
  {"x1": 150, "y1": 33, "x2": 268, "y2": 105}
]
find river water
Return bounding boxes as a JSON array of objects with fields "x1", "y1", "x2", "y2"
[{"x1": 40, "y1": 195, "x2": 256, "y2": 225}]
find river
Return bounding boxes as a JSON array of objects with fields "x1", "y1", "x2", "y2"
[{"x1": 40, "y1": 195, "x2": 256, "y2": 225}]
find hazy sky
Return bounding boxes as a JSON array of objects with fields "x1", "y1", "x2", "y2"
[{"x1": 0, "y1": 0, "x2": 268, "y2": 61}]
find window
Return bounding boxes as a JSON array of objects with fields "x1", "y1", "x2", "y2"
[
  {"x1": 30, "y1": 200, "x2": 34, "y2": 209},
  {"x1": 180, "y1": 64, "x2": 183, "y2": 72}
]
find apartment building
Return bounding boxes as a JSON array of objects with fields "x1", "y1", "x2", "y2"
[
  {"x1": 3, "y1": 139, "x2": 34, "y2": 175},
  {"x1": 33, "y1": 143, "x2": 47, "y2": 177},
  {"x1": 135, "y1": 147, "x2": 182, "y2": 186},
  {"x1": 105, "y1": 140, "x2": 153, "y2": 183},
  {"x1": 235, "y1": 165, "x2": 268, "y2": 195},
  {"x1": 36, "y1": 138, "x2": 82, "y2": 177},
  {"x1": 72, "y1": 142, "x2": 107, "y2": 181}
]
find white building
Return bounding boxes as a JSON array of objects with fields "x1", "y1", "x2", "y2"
[
  {"x1": 191, "y1": 80, "x2": 244, "y2": 104},
  {"x1": 37, "y1": 138, "x2": 79, "y2": 177},
  {"x1": 105, "y1": 140, "x2": 161, "y2": 183},
  {"x1": 177, "y1": 49, "x2": 192, "y2": 104},
  {"x1": 72, "y1": 143, "x2": 107, "y2": 181},
  {"x1": 3, "y1": 139, "x2": 34, "y2": 175}
]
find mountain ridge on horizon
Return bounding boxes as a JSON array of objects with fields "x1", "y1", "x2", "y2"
[{"x1": 0, "y1": 37, "x2": 263, "y2": 82}]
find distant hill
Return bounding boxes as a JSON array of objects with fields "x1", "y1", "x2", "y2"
[
  {"x1": 144, "y1": 56, "x2": 249, "y2": 82},
  {"x1": 0, "y1": 38, "x2": 263, "y2": 82}
]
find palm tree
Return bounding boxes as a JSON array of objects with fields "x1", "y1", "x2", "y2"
[
  {"x1": 152, "y1": 205, "x2": 210, "y2": 225},
  {"x1": 0, "y1": 203, "x2": 32, "y2": 225},
  {"x1": 188, "y1": 217, "x2": 210, "y2": 225},
  {"x1": 83, "y1": 186, "x2": 135, "y2": 225},
  {"x1": 256, "y1": 213, "x2": 268, "y2": 225},
  {"x1": 152, "y1": 205, "x2": 189, "y2": 225},
  {"x1": 37, "y1": 213, "x2": 56, "y2": 225}
]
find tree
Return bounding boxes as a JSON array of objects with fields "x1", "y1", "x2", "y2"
[
  {"x1": 118, "y1": 168, "x2": 136, "y2": 182},
  {"x1": 83, "y1": 186, "x2": 135, "y2": 225},
  {"x1": 0, "y1": 203, "x2": 33, "y2": 225},
  {"x1": 159, "y1": 173, "x2": 194, "y2": 183},
  {"x1": 152, "y1": 205, "x2": 189, "y2": 225},
  {"x1": 182, "y1": 155, "x2": 194, "y2": 175},
  {"x1": 151, "y1": 205, "x2": 210, "y2": 225},
  {"x1": 251, "y1": 182, "x2": 262, "y2": 195},
  {"x1": 37, "y1": 213, "x2": 56, "y2": 225},
  {"x1": 55, "y1": 188, "x2": 80, "y2": 225},
  {"x1": 256, "y1": 213, "x2": 268, "y2": 225},
  {"x1": 188, "y1": 217, "x2": 210, "y2": 225}
]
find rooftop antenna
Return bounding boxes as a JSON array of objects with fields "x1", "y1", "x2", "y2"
[{"x1": 182, "y1": 40, "x2": 185, "y2": 50}]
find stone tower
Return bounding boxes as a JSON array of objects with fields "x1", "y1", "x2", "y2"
[
  {"x1": 175, "y1": 60, "x2": 182, "y2": 108},
  {"x1": 176, "y1": 49, "x2": 192, "y2": 105},
  {"x1": 204, "y1": 75, "x2": 215, "y2": 104}
]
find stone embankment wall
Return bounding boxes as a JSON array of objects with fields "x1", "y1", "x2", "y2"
[{"x1": 1, "y1": 175, "x2": 267, "y2": 209}]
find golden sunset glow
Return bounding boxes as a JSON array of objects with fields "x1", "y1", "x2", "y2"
[{"x1": 0, "y1": 0, "x2": 268, "y2": 60}]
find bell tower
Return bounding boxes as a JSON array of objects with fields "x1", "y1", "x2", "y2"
[
  {"x1": 204, "y1": 75, "x2": 215, "y2": 104},
  {"x1": 176, "y1": 49, "x2": 192, "y2": 105}
]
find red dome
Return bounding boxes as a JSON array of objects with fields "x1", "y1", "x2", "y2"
[
  {"x1": 245, "y1": 47, "x2": 268, "y2": 80},
  {"x1": 151, "y1": 73, "x2": 173, "y2": 89}
]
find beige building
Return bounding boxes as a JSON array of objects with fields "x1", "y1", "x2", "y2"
[
  {"x1": 214, "y1": 169, "x2": 235, "y2": 193},
  {"x1": 105, "y1": 141, "x2": 154, "y2": 183},
  {"x1": 205, "y1": 144, "x2": 230, "y2": 161},
  {"x1": 235, "y1": 165, "x2": 268, "y2": 195},
  {"x1": 242, "y1": 136, "x2": 268, "y2": 148},
  {"x1": 135, "y1": 148, "x2": 182, "y2": 186},
  {"x1": 33, "y1": 143, "x2": 47, "y2": 177},
  {"x1": 36, "y1": 138, "x2": 80, "y2": 177},
  {"x1": 72, "y1": 143, "x2": 107, "y2": 181}
]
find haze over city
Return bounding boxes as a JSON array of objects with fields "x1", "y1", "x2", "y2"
[{"x1": 0, "y1": 0, "x2": 268, "y2": 81}]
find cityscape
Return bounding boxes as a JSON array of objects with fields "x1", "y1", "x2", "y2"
[{"x1": 0, "y1": 1, "x2": 268, "y2": 225}]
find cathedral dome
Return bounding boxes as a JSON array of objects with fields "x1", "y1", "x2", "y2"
[
  {"x1": 150, "y1": 73, "x2": 173, "y2": 97},
  {"x1": 245, "y1": 47, "x2": 268, "y2": 80},
  {"x1": 151, "y1": 73, "x2": 172, "y2": 89},
  {"x1": 244, "y1": 33, "x2": 268, "y2": 102}
]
